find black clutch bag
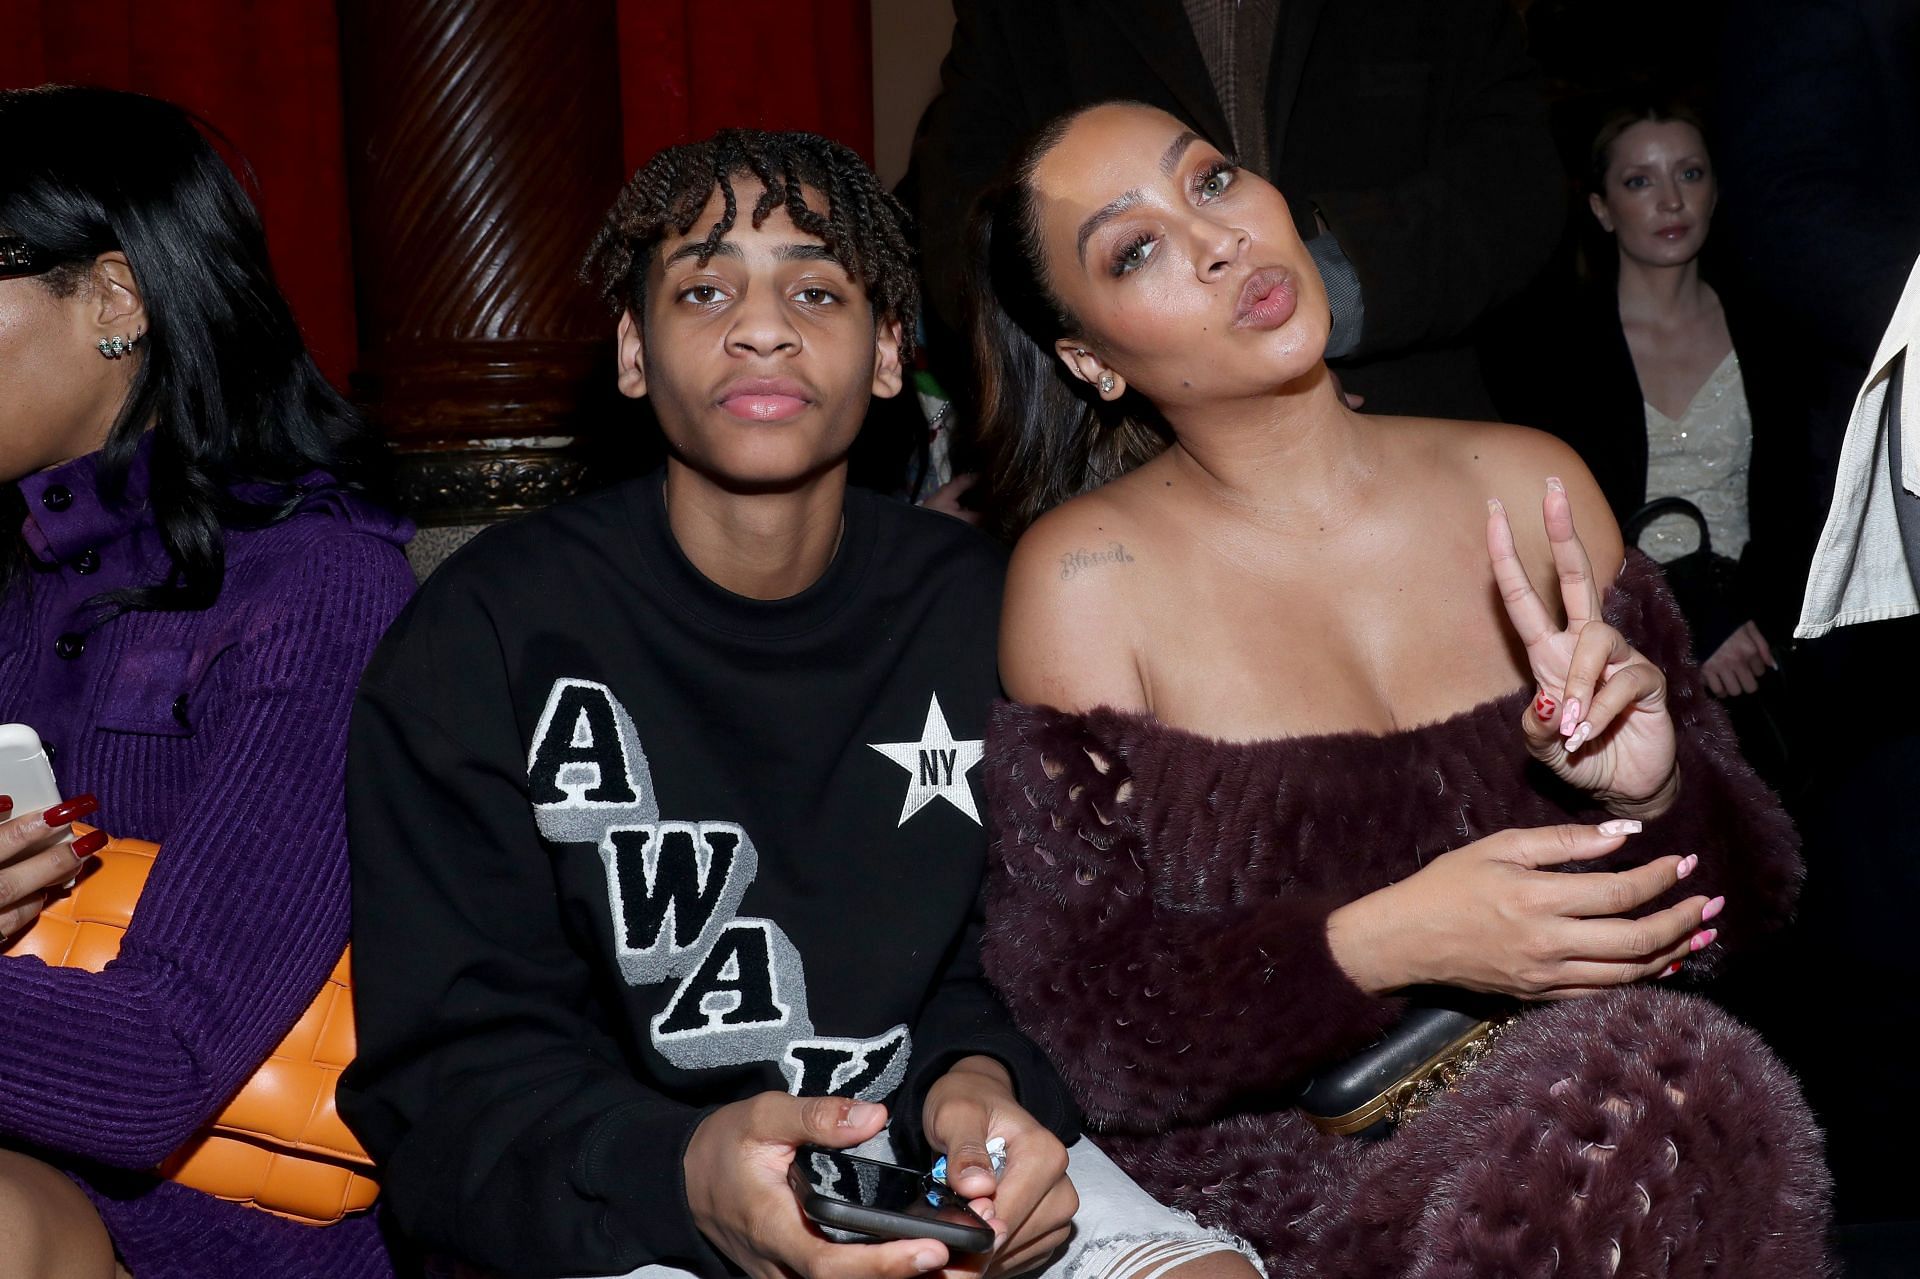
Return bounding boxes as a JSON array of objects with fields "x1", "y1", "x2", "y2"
[{"x1": 1297, "y1": 988, "x2": 1519, "y2": 1140}]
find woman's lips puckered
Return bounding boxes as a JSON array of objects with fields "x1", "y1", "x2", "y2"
[{"x1": 1233, "y1": 267, "x2": 1298, "y2": 330}]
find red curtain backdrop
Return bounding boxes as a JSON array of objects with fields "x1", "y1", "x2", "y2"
[
  {"x1": 617, "y1": 0, "x2": 875, "y2": 173},
  {"x1": 0, "y1": 2, "x2": 359, "y2": 385},
  {"x1": 1, "y1": 0, "x2": 877, "y2": 387}
]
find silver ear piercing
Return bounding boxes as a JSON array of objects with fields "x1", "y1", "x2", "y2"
[
  {"x1": 1098, "y1": 372, "x2": 1116, "y2": 395},
  {"x1": 96, "y1": 333, "x2": 142, "y2": 359}
]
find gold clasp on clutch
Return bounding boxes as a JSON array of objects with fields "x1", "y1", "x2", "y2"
[{"x1": 1307, "y1": 1014, "x2": 1522, "y2": 1137}]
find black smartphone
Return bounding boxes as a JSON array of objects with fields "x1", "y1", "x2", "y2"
[{"x1": 788, "y1": 1145, "x2": 996, "y2": 1253}]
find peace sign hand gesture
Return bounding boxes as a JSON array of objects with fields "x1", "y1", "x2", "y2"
[{"x1": 1488, "y1": 479, "x2": 1679, "y2": 815}]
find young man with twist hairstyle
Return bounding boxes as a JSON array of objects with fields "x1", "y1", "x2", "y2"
[{"x1": 341, "y1": 130, "x2": 1257, "y2": 1279}]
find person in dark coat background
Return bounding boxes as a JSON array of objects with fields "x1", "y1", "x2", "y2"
[
  {"x1": 905, "y1": 0, "x2": 1565, "y2": 423},
  {"x1": 1500, "y1": 106, "x2": 1792, "y2": 696},
  {"x1": 1713, "y1": 0, "x2": 1920, "y2": 1239}
]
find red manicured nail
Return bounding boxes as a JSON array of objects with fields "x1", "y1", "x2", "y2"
[
  {"x1": 1701, "y1": 896, "x2": 1725, "y2": 923},
  {"x1": 43, "y1": 794, "x2": 98, "y2": 826},
  {"x1": 1658, "y1": 961, "x2": 1683, "y2": 979},
  {"x1": 0, "y1": 794, "x2": 12, "y2": 815},
  {"x1": 70, "y1": 829, "x2": 108, "y2": 861},
  {"x1": 1534, "y1": 692, "x2": 1558, "y2": 722},
  {"x1": 1690, "y1": 928, "x2": 1718, "y2": 953}
]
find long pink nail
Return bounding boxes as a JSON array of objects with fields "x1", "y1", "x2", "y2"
[
  {"x1": 1658, "y1": 961, "x2": 1683, "y2": 979},
  {"x1": 1597, "y1": 819, "x2": 1641, "y2": 837},
  {"x1": 1560, "y1": 698, "x2": 1581, "y2": 736},
  {"x1": 1690, "y1": 928, "x2": 1718, "y2": 953},
  {"x1": 1676, "y1": 855, "x2": 1698, "y2": 879},
  {"x1": 1567, "y1": 721, "x2": 1594, "y2": 752},
  {"x1": 1701, "y1": 896, "x2": 1725, "y2": 922}
]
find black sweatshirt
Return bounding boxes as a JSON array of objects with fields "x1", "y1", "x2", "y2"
[{"x1": 340, "y1": 474, "x2": 1077, "y2": 1277}]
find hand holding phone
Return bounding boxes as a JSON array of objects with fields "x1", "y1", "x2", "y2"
[
  {"x1": 684, "y1": 1092, "x2": 958, "y2": 1279},
  {"x1": 0, "y1": 723, "x2": 103, "y2": 944},
  {"x1": 0, "y1": 724, "x2": 66, "y2": 859},
  {"x1": 789, "y1": 1146, "x2": 994, "y2": 1253},
  {"x1": 921, "y1": 1057, "x2": 1078, "y2": 1278}
]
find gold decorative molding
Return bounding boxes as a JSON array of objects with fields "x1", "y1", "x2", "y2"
[{"x1": 392, "y1": 448, "x2": 591, "y2": 526}]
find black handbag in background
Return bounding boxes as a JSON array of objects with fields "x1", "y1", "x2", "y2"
[
  {"x1": 1623, "y1": 497, "x2": 1798, "y2": 793},
  {"x1": 1623, "y1": 497, "x2": 1743, "y2": 655}
]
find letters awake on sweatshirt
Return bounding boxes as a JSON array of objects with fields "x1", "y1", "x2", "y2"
[{"x1": 340, "y1": 473, "x2": 1074, "y2": 1277}]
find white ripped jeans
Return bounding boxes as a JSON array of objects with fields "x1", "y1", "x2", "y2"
[{"x1": 584, "y1": 1136, "x2": 1260, "y2": 1279}]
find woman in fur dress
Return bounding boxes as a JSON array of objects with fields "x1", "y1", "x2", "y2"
[{"x1": 965, "y1": 102, "x2": 1830, "y2": 1277}]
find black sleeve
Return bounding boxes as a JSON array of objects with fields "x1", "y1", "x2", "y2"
[
  {"x1": 1309, "y1": 0, "x2": 1564, "y2": 360},
  {"x1": 1717, "y1": 0, "x2": 1920, "y2": 369},
  {"x1": 339, "y1": 584, "x2": 724, "y2": 1278},
  {"x1": 889, "y1": 885, "x2": 1080, "y2": 1164}
]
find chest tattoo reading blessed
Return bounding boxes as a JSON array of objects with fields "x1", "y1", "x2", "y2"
[{"x1": 1060, "y1": 541, "x2": 1135, "y2": 580}]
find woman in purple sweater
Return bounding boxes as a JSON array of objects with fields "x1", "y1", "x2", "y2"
[{"x1": 0, "y1": 88, "x2": 413, "y2": 1278}]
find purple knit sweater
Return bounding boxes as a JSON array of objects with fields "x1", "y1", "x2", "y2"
[{"x1": 0, "y1": 439, "x2": 414, "y2": 1278}]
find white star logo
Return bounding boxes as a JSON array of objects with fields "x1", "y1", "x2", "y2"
[{"x1": 868, "y1": 694, "x2": 985, "y2": 827}]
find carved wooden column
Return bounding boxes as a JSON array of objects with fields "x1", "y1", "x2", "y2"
[{"x1": 339, "y1": 0, "x2": 623, "y2": 529}]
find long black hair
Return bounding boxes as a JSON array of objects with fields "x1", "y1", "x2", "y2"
[
  {"x1": 0, "y1": 85, "x2": 372, "y2": 613},
  {"x1": 965, "y1": 103, "x2": 1170, "y2": 541}
]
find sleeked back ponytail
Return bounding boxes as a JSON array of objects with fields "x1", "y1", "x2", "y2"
[{"x1": 962, "y1": 106, "x2": 1168, "y2": 542}]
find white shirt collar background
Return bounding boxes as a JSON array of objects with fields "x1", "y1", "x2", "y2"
[{"x1": 1795, "y1": 253, "x2": 1920, "y2": 638}]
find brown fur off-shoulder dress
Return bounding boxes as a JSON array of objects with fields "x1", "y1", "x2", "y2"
[{"x1": 982, "y1": 555, "x2": 1831, "y2": 1277}]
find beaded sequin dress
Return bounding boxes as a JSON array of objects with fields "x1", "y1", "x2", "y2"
[{"x1": 1639, "y1": 350, "x2": 1752, "y2": 561}]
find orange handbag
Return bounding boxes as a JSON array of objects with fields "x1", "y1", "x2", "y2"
[{"x1": 1, "y1": 827, "x2": 380, "y2": 1226}]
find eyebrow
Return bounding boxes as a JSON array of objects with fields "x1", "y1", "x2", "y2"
[
  {"x1": 1159, "y1": 130, "x2": 1200, "y2": 176},
  {"x1": 660, "y1": 239, "x2": 845, "y2": 269},
  {"x1": 1618, "y1": 153, "x2": 1707, "y2": 170},
  {"x1": 1074, "y1": 131, "x2": 1205, "y2": 264},
  {"x1": 1076, "y1": 191, "x2": 1142, "y2": 265},
  {"x1": 777, "y1": 243, "x2": 842, "y2": 264}
]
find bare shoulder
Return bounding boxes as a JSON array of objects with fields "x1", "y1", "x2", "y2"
[
  {"x1": 1001, "y1": 487, "x2": 1151, "y2": 713},
  {"x1": 1398, "y1": 417, "x2": 1625, "y2": 583}
]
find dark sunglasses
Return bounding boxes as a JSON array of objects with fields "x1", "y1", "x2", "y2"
[{"x1": 0, "y1": 236, "x2": 54, "y2": 281}]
